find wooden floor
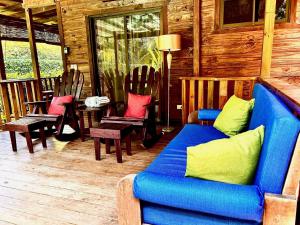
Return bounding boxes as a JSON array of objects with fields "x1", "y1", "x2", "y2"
[{"x1": 0, "y1": 129, "x2": 177, "y2": 225}]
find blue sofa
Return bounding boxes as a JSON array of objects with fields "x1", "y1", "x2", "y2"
[{"x1": 117, "y1": 84, "x2": 300, "y2": 225}]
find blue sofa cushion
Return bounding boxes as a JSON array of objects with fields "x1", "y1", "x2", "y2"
[
  {"x1": 134, "y1": 172, "x2": 264, "y2": 222},
  {"x1": 249, "y1": 84, "x2": 300, "y2": 194},
  {"x1": 198, "y1": 109, "x2": 221, "y2": 121},
  {"x1": 134, "y1": 124, "x2": 263, "y2": 222},
  {"x1": 145, "y1": 124, "x2": 227, "y2": 177},
  {"x1": 143, "y1": 202, "x2": 260, "y2": 225}
]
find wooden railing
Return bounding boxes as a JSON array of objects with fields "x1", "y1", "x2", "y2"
[
  {"x1": 180, "y1": 77, "x2": 258, "y2": 124},
  {"x1": 0, "y1": 77, "x2": 58, "y2": 125}
]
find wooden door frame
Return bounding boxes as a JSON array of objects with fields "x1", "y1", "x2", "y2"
[{"x1": 85, "y1": 2, "x2": 168, "y2": 97}]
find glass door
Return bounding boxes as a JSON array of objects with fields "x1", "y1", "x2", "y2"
[{"x1": 92, "y1": 10, "x2": 162, "y2": 102}]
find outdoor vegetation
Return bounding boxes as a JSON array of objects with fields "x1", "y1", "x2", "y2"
[
  {"x1": 0, "y1": 41, "x2": 63, "y2": 122},
  {"x1": 2, "y1": 41, "x2": 63, "y2": 79}
]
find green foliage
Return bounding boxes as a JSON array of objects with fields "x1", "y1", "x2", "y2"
[{"x1": 2, "y1": 41, "x2": 63, "y2": 79}]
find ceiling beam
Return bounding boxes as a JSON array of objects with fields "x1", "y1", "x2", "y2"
[{"x1": 23, "y1": 0, "x2": 55, "y2": 9}]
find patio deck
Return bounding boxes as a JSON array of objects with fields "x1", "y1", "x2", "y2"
[{"x1": 0, "y1": 130, "x2": 177, "y2": 225}]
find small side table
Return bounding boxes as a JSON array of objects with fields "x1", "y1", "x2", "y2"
[
  {"x1": 90, "y1": 123, "x2": 133, "y2": 163},
  {"x1": 78, "y1": 103, "x2": 109, "y2": 141},
  {"x1": 3, "y1": 118, "x2": 47, "y2": 154}
]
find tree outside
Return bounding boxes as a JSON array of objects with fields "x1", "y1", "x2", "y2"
[{"x1": 2, "y1": 41, "x2": 63, "y2": 79}]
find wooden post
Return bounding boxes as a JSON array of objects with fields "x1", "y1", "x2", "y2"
[
  {"x1": 0, "y1": 38, "x2": 6, "y2": 80},
  {"x1": 0, "y1": 39, "x2": 11, "y2": 122},
  {"x1": 193, "y1": 0, "x2": 201, "y2": 76},
  {"x1": 25, "y1": 7, "x2": 42, "y2": 100},
  {"x1": 260, "y1": 0, "x2": 276, "y2": 78},
  {"x1": 56, "y1": 0, "x2": 68, "y2": 72}
]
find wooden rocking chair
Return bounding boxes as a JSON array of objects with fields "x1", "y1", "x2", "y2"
[
  {"x1": 25, "y1": 69, "x2": 84, "y2": 140},
  {"x1": 101, "y1": 66, "x2": 161, "y2": 148}
]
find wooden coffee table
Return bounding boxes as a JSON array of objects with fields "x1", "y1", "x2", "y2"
[
  {"x1": 78, "y1": 104, "x2": 109, "y2": 142},
  {"x1": 2, "y1": 118, "x2": 47, "y2": 153},
  {"x1": 90, "y1": 123, "x2": 133, "y2": 163}
]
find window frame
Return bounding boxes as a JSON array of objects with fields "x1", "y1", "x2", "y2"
[{"x1": 215, "y1": 0, "x2": 297, "y2": 31}]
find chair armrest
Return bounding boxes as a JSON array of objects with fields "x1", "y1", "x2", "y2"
[
  {"x1": 263, "y1": 193, "x2": 298, "y2": 225},
  {"x1": 198, "y1": 109, "x2": 221, "y2": 121},
  {"x1": 24, "y1": 101, "x2": 47, "y2": 105},
  {"x1": 117, "y1": 174, "x2": 141, "y2": 225}
]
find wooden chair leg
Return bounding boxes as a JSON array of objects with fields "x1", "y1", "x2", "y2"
[
  {"x1": 79, "y1": 111, "x2": 85, "y2": 142},
  {"x1": 105, "y1": 139, "x2": 111, "y2": 154},
  {"x1": 9, "y1": 131, "x2": 17, "y2": 152},
  {"x1": 125, "y1": 135, "x2": 132, "y2": 156},
  {"x1": 39, "y1": 128, "x2": 47, "y2": 148},
  {"x1": 117, "y1": 174, "x2": 142, "y2": 225},
  {"x1": 25, "y1": 132, "x2": 34, "y2": 154},
  {"x1": 94, "y1": 137, "x2": 101, "y2": 160},
  {"x1": 115, "y1": 139, "x2": 122, "y2": 163}
]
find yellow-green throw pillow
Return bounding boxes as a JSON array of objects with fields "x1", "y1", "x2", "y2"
[
  {"x1": 213, "y1": 95, "x2": 255, "y2": 136},
  {"x1": 185, "y1": 125, "x2": 264, "y2": 185}
]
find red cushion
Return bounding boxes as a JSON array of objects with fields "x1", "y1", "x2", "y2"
[
  {"x1": 124, "y1": 93, "x2": 152, "y2": 119},
  {"x1": 48, "y1": 95, "x2": 74, "y2": 115}
]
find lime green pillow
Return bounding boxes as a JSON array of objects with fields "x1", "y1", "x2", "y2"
[
  {"x1": 185, "y1": 125, "x2": 264, "y2": 185},
  {"x1": 213, "y1": 95, "x2": 255, "y2": 136}
]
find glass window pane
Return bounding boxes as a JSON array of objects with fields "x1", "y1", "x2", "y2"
[
  {"x1": 223, "y1": 0, "x2": 253, "y2": 25},
  {"x1": 256, "y1": 0, "x2": 288, "y2": 21}
]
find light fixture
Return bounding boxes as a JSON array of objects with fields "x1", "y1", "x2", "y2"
[{"x1": 158, "y1": 34, "x2": 181, "y2": 133}]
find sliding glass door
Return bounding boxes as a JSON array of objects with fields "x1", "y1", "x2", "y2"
[{"x1": 91, "y1": 10, "x2": 162, "y2": 102}]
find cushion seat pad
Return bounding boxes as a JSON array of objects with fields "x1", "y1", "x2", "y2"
[{"x1": 134, "y1": 124, "x2": 264, "y2": 222}]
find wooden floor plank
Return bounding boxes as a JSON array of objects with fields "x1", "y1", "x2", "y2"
[{"x1": 0, "y1": 129, "x2": 178, "y2": 225}]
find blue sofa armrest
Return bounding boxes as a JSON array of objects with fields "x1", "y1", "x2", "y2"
[{"x1": 198, "y1": 109, "x2": 221, "y2": 121}]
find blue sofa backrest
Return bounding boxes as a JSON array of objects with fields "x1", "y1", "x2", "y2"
[{"x1": 249, "y1": 84, "x2": 300, "y2": 194}]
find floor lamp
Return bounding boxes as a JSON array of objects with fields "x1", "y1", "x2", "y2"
[{"x1": 158, "y1": 34, "x2": 181, "y2": 133}]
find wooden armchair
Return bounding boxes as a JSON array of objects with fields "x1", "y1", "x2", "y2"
[
  {"x1": 101, "y1": 66, "x2": 161, "y2": 148},
  {"x1": 25, "y1": 69, "x2": 84, "y2": 140}
]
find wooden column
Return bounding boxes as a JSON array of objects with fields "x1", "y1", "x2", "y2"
[
  {"x1": 193, "y1": 0, "x2": 201, "y2": 76},
  {"x1": 260, "y1": 0, "x2": 276, "y2": 78},
  {"x1": 25, "y1": 7, "x2": 42, "y2": 100},
  {"x1": 0, "y1": 39, "x2": 11, "y2": 122},
  {"x1": 56, "y1": 0, "x2": 68, "y2": 72},
  {"x1": 0, "y1": 39, "x2": 6, "y2": 80}
]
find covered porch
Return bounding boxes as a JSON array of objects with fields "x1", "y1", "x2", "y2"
[{"x1": 0, "y1": 0, "x2": 300, "y2": 224}]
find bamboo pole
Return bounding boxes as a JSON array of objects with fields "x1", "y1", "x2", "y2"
[
  {"x1": 260, "y1": 0, "x2": 276, "y2": 78},
  {"x1": 25, "y1": 8, "x2": 42, "y2": 100}
]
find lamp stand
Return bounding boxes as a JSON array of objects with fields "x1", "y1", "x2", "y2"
[{"x1": 162, "y1": 50, "x2": 174, "y2": 133}]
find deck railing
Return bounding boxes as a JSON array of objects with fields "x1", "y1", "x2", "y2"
[
  {"x1": 0, "y1": 77, "x2": 59, "y2": 125},
  {"x1": 180, "y1": 77, "x2": 258, "y2": 124}
]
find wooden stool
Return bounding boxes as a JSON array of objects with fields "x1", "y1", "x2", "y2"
[
  {"x1": 90, "y1": 123, "x2": 133, "y2": 163},
  {"x1": 3, "y1": 118, "x2": 47, "y2": 154}
]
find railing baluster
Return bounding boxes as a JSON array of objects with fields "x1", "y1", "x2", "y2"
[
  {"x1": 198, "y1": 80, "x2": 204, "y2": 110},
  {"x1": 189, "y1": 80, "x2": 195, "y2": 113},
  {"x1": 234, "y1": 81, "x2": 244, "y2": 98},
  {"x1": 9, "y1": 83, "x2": 20, "y2": 120},
  {"x1": 207, "y1": 80, "x2": 214, "y2": 109},
  {"x1": 182, "y1": 79, "x2": 187, "y2": 125},
  {"x1": 17, "y1": 82, "x2": 27, "y2": 116},
  {"x1": 219, "y1": 81, "x2": 228, "y2": 109}
]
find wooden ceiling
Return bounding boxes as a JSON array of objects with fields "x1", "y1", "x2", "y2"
[{"x1": 0, "y1": 0, "x2": 57, "y2": 25}]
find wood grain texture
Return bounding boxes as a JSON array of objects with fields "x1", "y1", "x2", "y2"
[
  {"x1": 180, "y1": 76, "x2": 257, "y2": 124},
  {"x1": 0, "y1": 127, "x2": 177, "y2": 224},
  {"x1": 195, "y1": 0, "x2": 300, "y2": 78},
  {"x1": 117, "y1": 174, "x2": 142, "y2": 225},
  {"x1": 263, "y1": 193, "x2": 297, "y2": 225},
  {"x1": 54, "y1": 0, "x2": 194, "y2": 121}
]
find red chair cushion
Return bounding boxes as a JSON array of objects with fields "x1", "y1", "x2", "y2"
[
  {"x1": 48, "y1": 95, "x2": 74, "y2": 115},
  {"x1": 124, "y1": 93, "x2": 152, "y2": 119}
]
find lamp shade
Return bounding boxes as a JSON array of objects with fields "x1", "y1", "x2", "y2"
[{"x1": 158, "y1": 34, "x2": 181, "y2": 52}]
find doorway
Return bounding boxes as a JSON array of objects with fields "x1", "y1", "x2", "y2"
[{"x1": 89, "y1": 9, "x2": 163, "y2": 101}]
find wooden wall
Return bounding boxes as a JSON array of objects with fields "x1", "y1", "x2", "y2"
[
  {"x1": 58, "y1": 0, "x2": 300, "y2": 121},
  {"x1": 198, "y1": 0, "x2": 300, "y2": 78},
  {"x1": 59, "y1": 0, "x2": 193, "y2": 121}
]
